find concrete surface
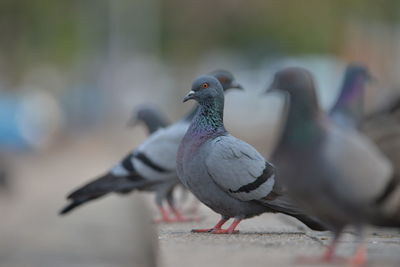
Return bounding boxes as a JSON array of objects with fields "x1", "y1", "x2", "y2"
[{"x1": 1, "y1": 133, "x2": 400, "y2": 267}]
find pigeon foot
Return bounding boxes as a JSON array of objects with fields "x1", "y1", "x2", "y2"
[
  {"x1": 154, "y1": 206, "x2": 175, "y2": 223},
  {"x1": 154, "y1": 217, "x2": 176, "y2": 223},
  {"x1": 171, "y1": 207, "x2": 201, "y2": 222},
  {"x1": 296, "y1": 244, "x2": 345, "y2": 264},
  {"x1": 191, "y1": 228, "x2": 215, "y2": 233},
  {"x1": 348, "y1": 245, "x2": 366, "y2": 267},
  {"x1": 210, "y1": 229, "x2": 240, "y2": 234}
]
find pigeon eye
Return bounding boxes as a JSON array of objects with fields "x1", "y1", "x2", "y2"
[{"x1": 201, "y1": 83, "x2": 209, "y2": 89}]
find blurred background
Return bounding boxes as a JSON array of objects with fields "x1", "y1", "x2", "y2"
[{"x1": 1, "y1": 0, "x2": 400, "y2": 266}]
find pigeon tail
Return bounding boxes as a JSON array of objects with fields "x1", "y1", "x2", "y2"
[
  {"x1": 370, "y1": 174, "x2": 400, "y2": 228},
  {"x1": 287, "y1": 214, "x2": 328, "y2": 231},
  {"x1": 59, "y1": 172, "x2": 148, "y2": 215},
  {"x1": 59, "y1": 199, "x2": 89, "y2": 215},
  {"x1": 260, "y1": 193, "x2": 327, "y2": 231}
]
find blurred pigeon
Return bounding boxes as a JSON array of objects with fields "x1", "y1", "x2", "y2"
[
  {"x1": 60, "y1": 70, "x2": 242, "y2": 223},
  {"x1": 364, "y1": 89, "x2": 400, "y2": 121},
  {"x1": 330, "y1": 64, "x2": 400, "y2": 185},
  {"x1": 329, "y1": 64, "x2": 371, "y2": 130},
  {"x1": 385, "y1": 97, "x2": 400, "y2": 117},
  {"x1": 127, "y1": 103, "x2": 199, "y2": 213},
  {"x1": 268, "y1": 67, "x2": 400, "y2": 266},
  {"x1": 127, "y1": 104, "x2": 170, "y2": 134},
  {"x1": 177, "y1": 75, "x2": 326, "y2": 234}
]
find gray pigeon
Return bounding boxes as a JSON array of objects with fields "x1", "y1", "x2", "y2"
[
  {"x1": 59, "y1": 70, "x2": 242, "y2": 223},
  {"x1": 268, "y1": 67, "x2": 400, "y2": 265},
  {"x1": 177, "y1": 75, "x2": 326, "y2": 234},
  {"x1": 128, "y1": 103, "x2": 198, "y2": 214},
  {"x1": 128, "y1": 104, "x2": 170, "y2": 134},
  {"x1": 330, "y1": 64, "x2": 400, "y2": 192},
  {"x1": 329, "y1": 63, "x2": 371, "y2": 130}
]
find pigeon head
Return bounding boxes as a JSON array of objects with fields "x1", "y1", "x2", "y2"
[
  {"x1": 136, "y1": 105, "x2": 161, "y2": 122},
  {"x1": 183, "y1": 75, "x2": 224, "y2": 104},
  {"x1": 181, "y1": 72, "x2": 240, "y2": 123},
  {"x1": 128, "y1": 104, "x2": 169, "y2": 133},
  {"x1": 345, "y1": 63, "x2": 371, "y2": 81},
  {"x1": 268, "y1": 68, "x2": 323, "y2": 145},
  {"x1": 183, "y1": 75, "x2": 226, "y2": 134},
  {"x1": 336, "y1": 63, "x2": 372, "y2": 104},
  {"x1": 267, "y1": 67, "x2": 319, "y2": 109},
  {"x1": 209, "y1": 70, "x2": 243, "y2": 91}
]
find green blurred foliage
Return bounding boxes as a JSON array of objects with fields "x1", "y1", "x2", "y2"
[
  {"x1": 159, "y1": 0, "x2": 400, "y2": 59},
  {"x1": 0, "y1": 0, "x2": 400, "y2": 84}
]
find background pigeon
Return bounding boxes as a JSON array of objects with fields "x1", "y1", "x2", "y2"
[
  {"x1": 329, "y1": 64, "x2": 371, "y2": 130},
  {"x1": 330, "y1": 64, "x2": 400, "y2": 187},
  {"x1": 177, "y1": 75, "x2": 326, "y2": 234},
  {"x1": 127, "y1": 104, "x2": 170, "y2": 134},
  {"x1": 59, "y1": 70, "x2": 242, "y2": 223},
  {"x1": 268, "y1": 67, "x2": 400, "y2": 266},
  {"x1": 128, "y1": 103, "x2": 199, "y2": 215}
]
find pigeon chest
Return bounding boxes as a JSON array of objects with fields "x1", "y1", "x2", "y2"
[
  {"x1": 179, "y1": 139, "x2": 210, "y2": 187},
  {"x1": 273, "y1": 147, "x2": 327, "y2": 199},
  {"x1": 180, "y1": 143, "x2": 256, "y2": 217}
]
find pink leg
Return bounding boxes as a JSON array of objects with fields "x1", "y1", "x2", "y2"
[
  {"x1": 192, "y1": 217, "x2": 228, "y2": 233},
  {"x1": 348, "y1": 226, "x2": 366, "y2": 266},
  {"x1": 296, "y1": 230, "x2": 344, "y2": 264},
  {"x1": 348, "y1": 244, "x2": 366, "y2": 267},
  {"x1": 170, "y1": 206, "x2": 201, "y2": 222},
  {"x1": 320, "y1": 239, "x2": 337, "y2": 261},
  {"x1": 211, "y1": 219, "x2": 242, "y2": 234},
  {"x1": 154, "y1": 206, "x2": 175, "y2": 223}
]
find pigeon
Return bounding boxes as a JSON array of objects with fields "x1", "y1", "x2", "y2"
[
  {"x1": 59, "y1": 70, "x2": 242, "y2": 223},
  {"x1": 330, "y1": 64, "x2": 400, "y2": 185},
  {"x1": 329, "y1": 64, "x2": 372, "y2": 130},
  {"x1": 127, "y1": 104, "x2": 170, "y2": 134},
  {"x1": 267, "y1": 67, "x2": 400, "y2": 266},
  {"x1": 176, "y1": 75, "x2": 326, "y2": 234},
  {"x1": 128, "y1": 103, "x2": 199, "y2": 213}
]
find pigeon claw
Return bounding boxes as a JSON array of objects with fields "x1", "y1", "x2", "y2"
[
  {"x1": 348, "y1": 245, "x2": 366, "y2": 267},
  {"x1": 191, "y1": 228, "x2": 215, "y2": 233},
  {"x1": 210, "y1": 229, "x2": 240, "y2": 234},
  {"x1": 191, "y1": 228, "x2": 239, "y2": 234},
  {"x1": 170, "y1": 207, "x2": 202, "y2": 223}
]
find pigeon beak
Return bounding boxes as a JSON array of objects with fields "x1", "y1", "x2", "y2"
[
  {"x1": 183, "y1": 90, "x2": 195, "y2": 103},
  {"x1": 231, "y1": 81, "x2": 243, "y2": 90}
]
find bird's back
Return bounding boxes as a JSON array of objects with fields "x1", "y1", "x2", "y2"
[{"x1": 137, "y1": 121, "x2": 189, "y2": 172}]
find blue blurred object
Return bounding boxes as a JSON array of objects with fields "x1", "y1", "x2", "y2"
[{"x1": 0, "y1": 93, "x2": 29, "y2": 149}]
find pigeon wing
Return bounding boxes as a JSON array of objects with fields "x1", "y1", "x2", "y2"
[
  {"x1": 324, "y1": 125, "x2": 394, "y2": 205},
  {"x1": 205, "y1": 135, "x2": 275, "y2": 201}
]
